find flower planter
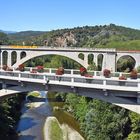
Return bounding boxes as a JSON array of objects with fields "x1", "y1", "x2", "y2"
[
  {"x1": 56, "y1": 67, "x2": 64, "y2": 75},
  {"x1": 18, "y1": 64, "x2": 25, "y2": 72},
  {"x1": 119, "y1": 75, "x2": 127, "y2": 80},
  {"x1": 55, "y1": 67, "x2": 64, "y2": 81},
  {"x1": 119, "y1": 75, "x2": 127, "y2": 86},
  {"x1": 85, "y1": 74, "x2": 93, "y2": 83},
  {"x1": 80, "y1": 67, "x2": 87, "y2": 76},
  {"x1": 36, "y1": 66, "x2": 44, "y2": 73},
  {"x1": 130, "y1": 69, "x2": 137, "y2": 79},
  {"x1": 3, "y1": 65, "x2": 8, "y2": 71},
  {"x1": 103, "y1": 69, "x2": 111, "y2": 78}
]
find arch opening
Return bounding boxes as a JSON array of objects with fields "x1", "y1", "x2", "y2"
[
  {"x1": 11, "y1": 51, "x2": 17, "y2": 65},
  {"x1": 97, "y1": 54, "x2": 103, "y2": 71},
  {"x1": 2, "y1": 51, "x2": 8, "y2": 65},
  {"x1": 20, "y1": 51, "x2": 26, "y2": 59},
  {"x1": 117, "y1": 55, "x2": 136, "y2": 72},
  {"x1": 88, "y1": 54, "x2": 94, "y2": 65},
  {"x1": 78, "y1": 53, "x2": 84, "y2": 60},
  {"x1": 24, "y1": 54, "x2": 82, "y2": 69}
]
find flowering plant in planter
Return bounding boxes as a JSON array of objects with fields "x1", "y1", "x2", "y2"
[
  {"x1": 18, "y1": 64, "x2": 25, "y2": 71},
  {"x1": 3, "y1": 65, "x2": 8, "y2": 71},
  {"x1": 84, "y1": 74, "x2": 93, "y2": 83},
  {"x1": 6, "y1": 67, "x2": 13, "y2": 71},
  {"x1": 130, "y1": 69, "x2": 137, "y2": 79},
  {"x1": 80, "y1": 67, "x2": 87, "y2": 76},
  {"x1": 103, "y1": 69, "x2": 111, "y2": 78},
  {"x1": 36, "y1": 66, "x2": 44, "y2": 73},
  {"x1": 30, "y1": 69, "x2": 37, "y2": 73},
  {"x1": 119, "y1": 75, "x2": 127, "y2": 80},
  {"x1": 56, "y1": 67, "x2": 64, "y2": 75}
]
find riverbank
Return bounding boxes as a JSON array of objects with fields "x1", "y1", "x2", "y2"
[
  {"x1": 17, "y1": 95, "x2": 85, "y2": 140},
  {"x1": 17, "y1": 102, "x2": 48, "y2": 140},
  {"x1": 43, "y1": 116, "x2": 84, "y2": 140}
]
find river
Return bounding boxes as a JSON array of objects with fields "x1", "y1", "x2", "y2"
[{"x1": 17, "y1": 91, "x2": 84, "y2": 140}]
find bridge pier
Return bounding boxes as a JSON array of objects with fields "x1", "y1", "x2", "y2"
[{"x1": 7, "y1": 51, "x2": 12, "y2": 67}]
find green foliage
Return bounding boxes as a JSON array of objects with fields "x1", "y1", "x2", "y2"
[
  {"x1": 127, "y1": 133, "x2": 140, "y2": 140},
  {"x1": 137, "y1": 66, "x2": 140, "y2": 73},
  {"x1": 64, "y1": 94, "x2": 131, "y2": 140},
  {"x1": 87, "y1": 63, "x2": 97, "y2": 71},
  {"x1": 49, "y1": 118, "x2": 63, "y2": 140},
  {"x1": 0, "y1": 94, "x2": 24, "y2": 139},
  {"x1": 129, "y1": 112, "x2": 140, "y2": 133},
  {"x1": 83, "y1": 100, "x2": 130, "y2": 140},
  {"x1": 117, "y1": 56, "x2": 135, "y2": 72},
  {"x1": 0, "y1": 32, "x2": 9, "y2": 45},
  {"x1": 78, "y1": 53, "x2": 84, "y2": 60},
  {"x1": 8, "y1": 24, "x2": 140, "y2": 50}
]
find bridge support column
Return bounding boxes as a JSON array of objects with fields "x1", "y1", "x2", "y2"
[
  {"x1": 94, "y1": 53, "x2": 98, "y2": 67},
  {"x1": 7, "y1": 51, "x2": 12, "y2": 67},
  {"x1": 84, "y1": 53, "x2": 89, "y2": 68},
  {"x1": 102, "y1": 53, "x2": 116, "y2": 72},
  {"x1": 16, "y1": 52, "x2": 21, "y2": 65}
]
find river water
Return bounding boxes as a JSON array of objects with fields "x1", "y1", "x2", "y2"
[{"x1": 17, "y1": 91, "x2": 84, "y2": 140}]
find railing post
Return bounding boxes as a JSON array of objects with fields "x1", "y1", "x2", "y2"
[
  {"x1": 49, "y1": 68, "x2": 52, "y2": 74},
  {"x1": 94, "y1": 71, "x2": 97, "y2": 76},
  {"x1": 30, "y1": 67, "x2": 32, "y2": 72},
  {"x1": 71, "y1": 77, "x2": 74, "y2": 83},
  {"x1": 137, "y1": 82, "x2": 140, "y2": 104},
  {"x1": 18, "y1": 72, "x2": 21, "y2": 82},
  {"x1": 119, "y1": 72, "x2": 122, "y2": 77},
  {"x1": 103, "y1": 79, "x2": 106, "y2": 86},
  {"x1": 71, "y1": 69, "x2": 73, "y2": 75}
]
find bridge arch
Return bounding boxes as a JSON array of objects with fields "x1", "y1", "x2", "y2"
[
  {"x1": 12, "y1": 51, "x2": 85, "y2": 68},
  {"x1": 116, "y1": 55, "x2": 136, "y2": 71}
]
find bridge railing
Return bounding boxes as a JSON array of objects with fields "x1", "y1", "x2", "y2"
[
  {"x1": 12, "y1": 67, "x2": 140, "y2": 79},
  {"x1": 0, "y1": 70, "x2": 140, "y2": 92}
]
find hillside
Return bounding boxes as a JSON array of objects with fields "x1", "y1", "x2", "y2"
[{"x1": 6, "y1": 24, "x2": 140, "y2": 50}]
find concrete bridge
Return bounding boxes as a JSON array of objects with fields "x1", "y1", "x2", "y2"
[
  {"x1": 0, "y1": 68, "x2": 140, "y2": 114},
  {"x1": 1, "y1": 46, "x2": 140, "y2": 71}
]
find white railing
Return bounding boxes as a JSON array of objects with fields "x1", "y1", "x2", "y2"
[{"x1": 0, "y1": 69, "x2": 140, "y2": 92}]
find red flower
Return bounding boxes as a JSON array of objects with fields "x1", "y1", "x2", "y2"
[
  {"x1": 119, "y1": 75, "x2": 127, "y2": 80},
  {"x1": 36, "y1": 65, "x2": 44, "y2": 73},
  {"x1": 56, "y1": 67, "x2": 64, "y2": 75},
  {"x1": 80, "y1": 67, "x2": 87, "y2": 76},
  {"x1": 18, "y1": 64, "x2": 25, "y2": 71},
  {"x1": 103, "y1": 69, "x2": 111, "y2": 78}
]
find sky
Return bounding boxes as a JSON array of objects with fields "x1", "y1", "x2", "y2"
[{"x1": 0, "y1": 0, "x2": 140, "y2": 31}]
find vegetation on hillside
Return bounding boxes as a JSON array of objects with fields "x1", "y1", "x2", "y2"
[{"x1": 3, "y1": 24, "x2": 140, "y2": 50}]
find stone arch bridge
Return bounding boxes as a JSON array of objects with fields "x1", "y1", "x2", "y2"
[{"x1": 0, "y1": 46, "x2": 140, "y2": 71}]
